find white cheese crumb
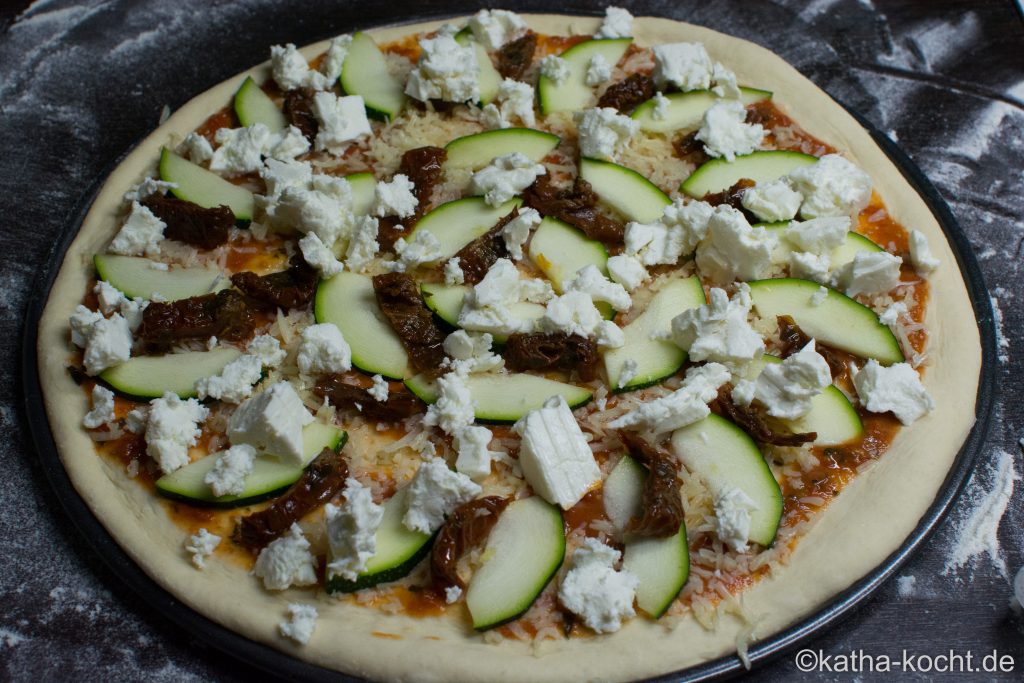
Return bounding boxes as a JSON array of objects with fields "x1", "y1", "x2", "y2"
[
  {"x1": 297, "y1": 323, "x2": 352, "y2": 375},
  {"x1": 254, "y1": 523, "x2": 318, "y2": 590},
  {"x1": 280, "y1": 603, "x2": 318, "y2": 645},
  {"x1": 326, "y1": 478, "x2": 385, "y2": 581},
  {"x1": 742, "y1": 340, "x2": 832, "y2": 419},
  {"x1": 585, "y1": 54, "x2": 612, "y2": 87},
  {"x1": 312, "y1": 92, "x2": 372, "y2": 154},
  {"x1": 444, "y1": 257, "x2": 465, "y2": 285},
  {"x1": 402, "y1": 458, "x2": 482, "y2": 534},
  {"x1": 270, "y1": 37, "x2": 352, "y2": 91},
  {"x1": 459, "y1": 258, "x2": 553, "y2": 337},
  {"x1": 695, "y1": 205, "x2": 777, "y2": 283},
  {"x1": 853, "y1": 360, "x2": 934, "y2": 425},
  {"x1": 539, "y1": 55, "x2": 570, "y2": 85},
  {"x1": 247, "y1": 334, "x2": 287, "y2": 368},
  {"x1": 565, "y1": 264, "x2": 631, "y2": 311},
  {"x1": 837, "y1": 250, "x2": 903, "y2": 297},
  {"x1": 711, "y1": 61, "x2": 742, "y2": 99},
  {"x1": 405, "y1": 32, "x2": 479, "y2": 103},
  {"x1": 595, "y1": 6, "x2": 633, "y2": 38},
  {"x1": 298, "y1": 232, "x2": 344, "y2": 279},
  {"x1": 264, "y1": 173, "x2": 354, "y2": 247},
  {"x1": 468, "y1": 9, "x2": 527, "y2": 50},
  {"x1": 695, "y1": 99, "x2": 765, "y2": 161},
  {"x1": 260, "y1": 158, "x2": 313, "y2": 198},
  {"x1": 574, "y1": 107, "x2": 639, "y2": 161},
  {"x1": 445, "y1": 586, "x2": 463, "y2": 604},
  {"x1": 373, "y1": 174, "x2": 419, "y2": 218},
  {"x1": 809, "y1": 285, "x2": 829, "y2": 307},
  {"x1": 423, "y1": 371, "x2": 476, "y2": 434},
  {"x1": 617, "y1": 358, "x2": 639, "y2": 389},
  {"x1": 145, "y1": 391, "x2": 209, "y2": 474},
  {"x1": 558, "y1": 538, "x2": 638, "y2": 633},
  {"x1": 471, "y1": 152, "x2": 546, "y2": 207},
  {"x1": 206, "y1": 336, "x2": 218, "y2": 351},
  {"x1": 610, "y1": 363, "x2": 731, "y2": 436},
  {"x1": 82, "y1": 385, "x2": 116, "y2": 429},
  {"x1": 123, "y1": 177, "x2": 177, "y2": 203},
  {"x1": 194, "y1": 354, "x2": 263, "y2": 404},
  {"x1": 741, "y1": 179, "x2": 803, "y2": 223},
  {"x1": 788, "y1": 154, "x2": 873, "y2": 219},
  {"x1": 713, "y1": 487, "x2": 758, "y2": 552},
  {"x1": 667, "y1": 284, "x2": 764, "y2": 364},
  {"x1": 651, "y1": 91, "x2": 670, "y2": 121},
  {"x1": 542, "y1": 290, "x2": 624, "y2": 348},
  {"x1": 204, "y1": 443, "x2": 257, "y2": 497},
  {"x1": 109, "y1": 201, "x2": 165, "y2": 257},
  {"x1": 185, "y1": 528, "x2": 221, "y2": 569},
  {"x1": 624, "y1": 197, "x2": 714, "y2": 266},
  {"x1": 211, "y1": 123, "x2": 308, "y2": 175},
  {"x1": 879, "y1": 300, "x2": 908, "y2": 326},
  {"x1": 367, "y1": 374, "x2": 389, "y2": 402},
  {"x1": 442, "y1": 330, "x2": 504, "y2": 375},
  {"x1": 125, "y1": 407, "x2": 148, "y2": 434},
  {"x1": 500, "y1": 207, "x2": 541, "y2": 260},
  {"x1": 454, "y1": 424, "x2": 498, "y2": 481},
  {"x1": 92, "y1": 281, "x2": 123, "y2": 316},
  {"x1": 909, "y1": 229, "x2": 940, "y2": 275},
  {"x1": 606, "y1": 253, "x2": 649, "y2": 291},
  {"x1": 480, "y1": 78, "x2": 537, "y2": 129},
  {"x1": 390, "y1": 230, "x2": 442, "y2": 271},
  {"x1": 652, "y1": 42, "x2": 714, "y2": 92},
  {"x1": 227, "y1": 381, "x2": 313, "y2": 465},
  {"x1": 345, "y1": 215, "x2": 381, "y2": 271}
]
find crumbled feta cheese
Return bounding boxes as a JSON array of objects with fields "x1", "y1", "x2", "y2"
[
  {"x1": 468, "y1": 9, "x2": 527, "y2": 50},
  {"x1": 109, "y1": 201, "x2": 165, "y2": 257},
  {"x1": 445, "y1": 586, "x2": 463, "y2": 604},
  {"x1": 606, "y1": 254, "x2": 649, "y2": 291},
  {"x1": 95, "y1": 281, "x2": 124, "y2": 313},
  {"x1": 459, "y1": 258, "x2": 552, "y2": 336},
  {"x1": 297, "y1": 323, "x2": 352, "y2": 375},
  {"x1": 326, "y1": 478, "x2": 385, "y2": 580},
  {"x1": 624, "y1": 198, "x2": 713, "y2": 265},
  {"x1": 837, "y1": 250, "x2": 903, "y2": 297},
  {"x1": 312, "y1": 92, "x2": 372, "y2": 153},
  {"x1": 785, "y1": 216, "x2": 849, "y2": 254},
  {"x1": 741, "y1": 179, "x2": 803, "y2": 223},
  {"x1": 879, "y1": 300, "x2": 908, "y2": 326},
  {"x1": 497, "y1": 207, "x2": 540, "y2": 261},
  {"x1": 542, "y1": 291, "x2": 624, "y2": 348},
  {"x1": 373, "y1": 174, "x2": 419, "y2": 218},
  {"x1": 574, "y1": 107, "x2": 639, "y2": 161},
  {"x1": 280, "y1": 604, "x2": 318, "y2": 645},
  {"x1": 652, "y1": 42, "x2": 714, "y2": 91},
  {"x1": 390, "y1": 230, "x2": 442, "y2": 271},
  {"x1": 471, "y1": 153, "x2": 546, "y2": 207},
  {"x1": 123, "y1": 177, "x2": 177, "y2": 202},
  {"x1": 271, "y1": 37, "x2": 352, "y2": 91},
  {"x1": 667, "y1": 285, "x2": 764, "y2": 364},
  {"x1": 298, "y1": 232, "x2": 344, "y2": 279},
  {"x1": 247, "y1": 334, "x2": 287, "y2": 368},
  {"x1": 539, "y1": 55, "x2": 570, "y2": 85},
  {"x1": 345, "y1": 215, "x2": 381, "y2": 271},
  {"x1": 788, "y1": 154, "x2": 873, "y2": 219},
  {"x1": 713, "y1": 487, "x2": 758, "y2": 552},
  {"x1": 585, "y1": 54, "x2": 612, "y2": 86},
  {"x1": 254, "y1": 523, "x2": 318, "y2": 590},
  {"x1": 119, "y1": 296, "x2": 148, "y2": 331},
  {"x1": 261, "y1": 158, "x2": 313, "y2": 198},
  {"x1": 204, "y1": 443, "x2": 257, "y2": 497},
  {"x1": 182, "y1": 132, "x2": 214, "y2": 165},
  {"x1": 402, "y1": 458, "x2": 482, "y2": 533},
  {"x1": 82, "y1": 385, "x2": 116, "y2": 429},
  {"x1": 739, "y1": 340, "x2": 831, "y2": 419},
  {"x1": 609, "y1": 362, "x2": 731, "y2": 436},
  {"x1": 853, "y1": 360, "x2": 934, "y2": 425},
  {"x1": 423, "y1": 370, "x2": 476, "y2": 434},
  {"x1": 651, "y1": 91, "x2": 670, "y2": 120},
  {"x1": 227, "y1": 382, "x2": 313, "y2": 464},
  {"x1": 145, "y1": 391, "x2": 209, "y2": 474},
  {"x1": 810, "y1": 285, "x2": 829, "y2": 307},
  {"x1": 711, "y1": 62, "x2": 742, "y2": 99},
  {"x1": 695, "y1": 100, "x2": 765, "y2": 161},
  {"x1": 443, "y1": 330, "x2": 504, "y2": 374},
  {"x1": 269, "y1": 125, "x2": 312, "y2": 161},
  {"x1": 185, "y1": 528, "x2": 220, "y2": 569},
  {"x1": 617, "y1": 358, "x2": 639, "y2": 389},
  {"x1": 908, "y1": 229, "x2": 940, "y2": 275},
  {"x1": 480, "y1": 79, "x2": 537, "y2": 129},
  {"x1": 694, "y1": 205, "x2": 777, "y2": 283},
  {"x1": 194, "y1": 354, "x2": 263, "y2": 404},
  {"x1": 405, "y1": 33, "x2": 479, "y2": 103},
  {"x1": 444, "y1": 257, "x2": 465, "y2": 285},
  {"x1": 515, "y1": 396, "x2": 601, "y2": 509},
  {"x1": 318, "y1": 35, "x2": 353, "y2": 85},
  {"x1": 77, "y1": 312, "x2": 133, "y2": 376},
  {"x1": 595, "y1": 6, "x2": 633, "y2": 38},
  {"x1": 265, "y1": 173, "x2": 354, "y2": 247},
  {"x1": 454, "y1": 425, "x2": 497, "y2": 481},
  {"x1": 69, "y1": 305, "x2": 103, "y2": 348},
  {"x1": 210, "y1": 124, "x2": 269, "y2": 174},
  {"x1": 565, "y1": 264, "x2": 631, "y2": 311},
  {"x1": 790, "y1": 251, "x2": 831, "y2": 283},
  {"x1": 362, "y1": 375, "x2": 388, "y2": 403},
  {"x1": 558, "y1": 538, "x2": 638, "y2": 633},
  {"x1": 125, "y1": 407, "x2": 147, "y2": 434},
  {"x1": 206, "y1": 336, "x2": 218, "y2": 350}
]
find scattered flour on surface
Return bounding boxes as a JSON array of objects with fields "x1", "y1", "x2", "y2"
[
  {"x1": 0, "y1": 627, "x2": 27, "y2": 648},
  {"x1": 896, "y1": 575, "x2": 916, "y2": 598},
  {"x1": 990, "y1": 294, "x2": 1010, "y2": 364}
]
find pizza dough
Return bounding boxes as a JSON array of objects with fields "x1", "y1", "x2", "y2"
[{"x1": 36, "y1": 14, "x2": 981, "y2": 682}]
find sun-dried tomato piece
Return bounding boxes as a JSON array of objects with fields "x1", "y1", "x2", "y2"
[
  {"x1": 372, "y1": 272, "x2": 448, "y2": 375},
  {"x1": 522, "y1": 176, "x2": 624, "y2": 243},
  {"x1": 673, "y1": 131, "x2": 710, "y2": 167},
  {"x1": 234, "y1": 447, "x2": 349, "y2": 551},
  {"x1": 231, "y1": 254, "x2": 318, "y2": 310},
  {"x1": 713, "y1": 385, "x2": 817, "y2": 447},
  {"x1": 597, "y1": 73, "x2": 656, "y2": 113},
  {"x1": 313, "y1": 374, "x2": 425, "y2": 421},
  {"x1": 141, "y1": 195, "x2": 234, "y2": 249},
  {"x1": 619, "y1": 432, "x2": 685, "y2": 538},
  {"x1": 376, "y1": 216, "x2": 409, "y2": 252},
  {"x1": 431, "y1": 496, "x2": 511, "y2": 592},
  {"x1": 284, "y1": 88, "x2": 319, "y2": 142},
  {"x1": 399, "y1": 146, "x2": 447, "y2": 215},
  {"x1": 452, "y1": 208, "x2": 517, "y2": 284},
  {"x1": 136, "y1": 289, "x2": 256, "y2": 348},
  {"x1": 776, "y1": 315, "x2": 846, "y2": 380},
  {"x1": 495, "y1": 32, "x2": 537, "y2": 81},
  {"x1": 504, "y1": 332, "x2": 600, "y2": 381},
  {"x1": 702, "y1": 178, "x2": 757, "y2": 222}
]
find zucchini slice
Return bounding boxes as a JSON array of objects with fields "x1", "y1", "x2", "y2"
[
  {"x1": 445, "y1": 128, "x2": 560, "y2": 170},
  {"x1": 579, "y1": 157, "x2": 671, "y2": 223},
  {"x1": 760, "y1": 222, "x2": 883, "y2": 273},
  {"x1": 159, "y1": 148, "x2": 255, "y2": 221},
  {"x1": 340, "y1": 32, "x2": 406, "y2": 121},
  {"x1": 314, "y1": 271, "x2": 410, "y2": 379},
  {"x1": 100, "y1": 348, "x2": 242, "y2": 400},
  {"x1": 405, "y1": 372, "x2": 592, "y2": 422},
  {"x1": 681, "y1": 150, "x2": 817, "y2": 199},
  {"x1": 466, "y1": 496, "x2": 565, "y2": 629},
  {"x1": 155, "y1": 422, "x2": 346, "y2": 507},
  {"x1": 630, "y1": 87, "x2": 771, "y2": 134},
  {"x1": 93, "y1": 254, "x2": 222, "y2": 302},
  {"x1": 603, "y1": 276, "x2": 706, "y2": 392},
  {"x1": 233, "y1": 76, "x2": 287, "y2": 131},
  {"x1": 346, "y1": 171, "x2": 377, "y2": 216},
  {"x1": 409, "y1": 197, "x2": 522, "y2": 263},
  {"x1": 748, "y1": 278, "x2": 904, "y2": 365},
  {"x1": 420, "y1": 282, "x2": 545, "y2": 343},
  {"x1": 537, "y1": 38, "x2": 632, "y2": 114},
  {"x1": 528, "y1": 216, "x2": 609, "y2": 293}
]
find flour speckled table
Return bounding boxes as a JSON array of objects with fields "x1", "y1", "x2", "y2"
[{"x1": 1, "y1": 1, "x2": 1022, "y2": 680}]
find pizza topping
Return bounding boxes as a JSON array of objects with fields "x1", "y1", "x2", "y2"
[
  {"x1": 652, "y1": 42, "x2": 714, "y2": 91},
  {"x1": 442, "y1": 330, "x2": 504, "y2": 375},
  {"x1": 399, "y1": 146, "x2": 447, "y2": 214},
  {"x1": 431, "y1": 495, "x2": 511, "y2": 592},
  {"x1": 453, "y1": 425, "x2": 499, "y2": 480},
  {"x1": 471, "y1": 153, "x2": 547, "y2": 207},
  {"x1": 619, "y1": 432, "x2": 685, "y2": 537},
  {"x1": 297, "y1": 323, "x2": 352, "y2": 376},
  {"x1": 853, "y1": 360, "x2": 934, "y2": 425},
  {"x1": 558, "y1": 538, "x2": 638, "y2": 634},
  {"x1": 271, "y1": 37, "x2": 350, "y2": 92},
  {"x1": 542, "y1": 291, "x2": 624, "y2": 348},
  {"x1": 695, "y1": 99, "x2": 766, "y2": 161},
  {"x1": 372, "y1": 174, "x2": 419, "y2": 219},
  {"x1": 714, "y1": 385, "x2": 816, "y2": 447},
  {"x1": 596, "y1": 73, "x2": 655, "y2": 113},
  {"x1": 776, "y1": 315, "x2": 846, "y2": 378},
  {"x1": 539, "y1": 55, "x2": 570, "y2": 85},
  {"x1": 298, "y1": 232, "x2": 344, "y2": 279},
  {"x1": 481, "y1": 79, "x2": 537, "y2": 129},
  {"x1": 700, "y1": 178, "x2": 756, "y2": 220},
  {"x1": 372, "y1": 272, "x2": 448, "y2": 375},
  {"x1": 787, "y1": 153, "x2": 873, "y2": 219},
  {"x1": 247, "y1": 334, "x2": 287, "y2": 368},
  {"x1": 185, "y1": 528, "x2": 221, "y2": 569},
  {"x1": 495, "y1": 32, "x2": 537, "y2": 80},
  {"x1": 82, "y1": 385, "x2": 116, "y2": 429},
  {"x1": 144, "y1": 391, "x2": 209, "y2": 474},
  {"x1": 204, "y1": 443, "x2": 257, "y2": 497},
  {"x1": 452, "y1": 207, "x2": 517, "y2": 283},
  {"x1": 230, "y1": 254, "x2": 318, "y2": 309},
  {"x1": 310, "y1": 92, "x2": 373, "y2": 153},
  {"x1": 666, "y1": 285, "x2": 763, "y2": 364},
  {"x1": 784, "y1": 216, "x2": 850, "y2": 283},
  {"x1": 595, "y1": 6, "x2": 634, "y2": 39},
  {"x1": 283, "y1": 88, "x2": 320, "y2": 141},
  {"x1": 194, "y1": 354, "x2": 263, "y2": 404},
  {"x1": 672, "y1": 131, "x2": 711, "y2": 167},
  {"x1": 836, "y1": 250, "x2": 903, "y2": 297},
  {"x1": 325, "y1": 477, "x2": 385, "y2": 581},
  {"x1": 209, "y1": 123, "x2": 310, "y2": 175},
  {"x1": 712, "y1": 487, "x2": 758, "y2": 553},
  {"x1": 137, "y1": 289, "x2": 256, "y2": 348},
  {"x1": 402, "y1": 457, "x2": 483, "y2": 534},
  {"x1": 585, "y1": 54, "x2": 613, "y2": 87},
  {"x1": 108, "y1": 201, "x2": 166, "y2": 257},
  {"x1": 457, "y1": 258, "x2": 553, "y2": 337},
  {"x1": 279, "y1": 603, "x2": 318, "y2": 645},
  {"x1": 235, "y1": 447, "x2": 349, "y2": 551},
  {"x1": 504, "y1": 332, "x2": 600, "y2": 381},
  {"x1": 624, "y1": 197, "x2": 712, "y2": 265},
  {"x1": 313, "y1": 374, "x2": 425, "y2": 421},
  {"x1": 574, "y1": 107, "x2": 639, "y2": 161},
  {"x1": 405, "y1": 29, "x2": 480, "y2": 104},
  {"x1": 740, "y1": 178, "x2": 803, "y2": 223},
  {"x1": 468, "y1": 9, "x2": 528, "y2": 50},
  {"x1": 606, "y1": 253, "x2": 649, "y2": 291},
  {"x1": 522, "y1": 175, "x2": 625, "y2": 243},
  {"x1": 140, "y1": 194, "x2": 233, "y2": 250},
  {"x1": 694, "y1": 205, "x2": 778, "y2": 283},
  {"x1": 228, "y1": 381, "x2": 314, "y2": 465},
  {"x1": 731, "y1": 340, "x2": 831, "y2": 420},
  {"x1": 253, "y1": 523, "x2": 318, "y2": 590},
  {"x1": 609, "y1": 362, "x2": 731, "y2": 436},
  {"x1": 909, "y1": 229, "x2": 940, "y2": 275}
]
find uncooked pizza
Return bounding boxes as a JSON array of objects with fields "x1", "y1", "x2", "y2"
[{"x1": 37, "y1": 8, "x2": 981, "y2": 682}]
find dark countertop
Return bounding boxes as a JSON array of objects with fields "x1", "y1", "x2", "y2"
[{"x1": 1, "y1": 1, "x2": 1022, "y2": 680}]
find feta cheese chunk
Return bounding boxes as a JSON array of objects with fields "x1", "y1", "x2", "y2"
[
  {"x1": 312, "y1": 92, "x2": 372, "y2": 153},
  {"x1": 93, "y1": 280, "x2": 123, "y2": 315},
  {"x1": 280, "y1": 604, "x2": 318, "y2": 645},
  {"x1": 539, "y1": 55, "x2": 570, "y2": 85},
  {"x1": 145, "y1": 392, "x2": 209, "y2": 474},
  {"x1": 372, "y1": 174, "x2": 419, "y2": 218},
  {"x1": 405, "y1": 33, "x2": 479, "y2": 103},
  {"x1": 481, "y1": 79, "x2": 537, "y2": 129},
  {"x1": 109, "y1": 201, "x2": 165, "y2": 257},
  {"x1": 423, "y1": 370, "x2": 476, "y2": 434},
  {"x1": 741, "y1": 179, "x2": 803, "y2": 223},
  {"x1": 565, "y1": 264, "x2": 632, "y2": 311},
  {"x1": 695, "y1": 205, "x2": 778, "y2": 283},
  {"x1": 254, "y1": 523, "x2": 318, "y2": 590},
  {"x1": 80, "y1": 312, "x2": 133, "y2": 376},
  {"x1": 326, "y1": 478, "x2": 385, "y2": 581},
  {"x1": 227, "y1": 382, "x2": 313, "y2": 464},
  {"x1": 667, "y1": 285, "x2": 763, "y2": 364},
  {"x1": 618, "y1": 358, "x2": 640, "y2": 389},
  {"x1": 443, "y1": 330, "x2": 504, "y2": 375},
  {"x1": 713, "y1": 487, "x2": 758, "y2": 552},
  {"x1": 711, "y1": 61, "x2": 741, "y2": 99},
  {"x1": 542, "y1": 291, "x2": 624, "y2": 348},
  {"x1": 204, "y1": 443, "x2": 257, "y2": 497},
  {"x1": 837, "y1": 251, "x2": 903, "y2": 297},
  {"x1": 471, "y1": 153, "x2": 546, "y2": 207},
  {"x1": 785, "y1": 216, "x2": 849, "y2": 254},
  {"x1": 909, "y1": 229, "x2": 940, "y2": 275},
  {"x1": 606, "y1": 253, "x2": 649, "y2": 291},
  {"x1": 125, "y1": 177, "x2": 178, "y2": 203},
  {"x1": 82, "y1": 385, "x2": 116, "y2": 429},
  {"x1": 468, "y1": 9, "x2": 527, "y2": 50},
  {"x1": 297, "y1": 323, "x2": 352, "y2": 375},
  {"x1": 879, "y1": 300, "x2": 908, "y2": 326},
  {"x1": 454, "y1": 425, "x2": 498, "y2": 481},
  {"x1": 390, "y1": 230, "x2": 442, "y2": 271},
  {"x1": 184, "y1": 132, "x2": 214, "y2": 165},
  {"x1": 403, "y1": 458, "x2": 482, "y2": 534},
  {"x1": 69, "y1": 304, "x2": 102, "y2": 347},
  {"x1": 260, "y1": 158, "x2": 313, "y2": 198},
  {"x1": 367, "y1": 374, "x2": 389, "y2": 402},
  {"x1": 609, "y1": 363, "x2": 731, "y2": 436},
  {"x1": 574, "y1": 107, "x2": 639, "y2": 161},
  {"x1": 247, "y1": 334, "x2": 287, "y2": 368},
  {"x1": 501, "y1": 207, "x2": 541, "y2": 260},
  {"x1": 595, "y1": 6, "x2": 633, "y2": 38},
  {"x1": 853, "y1": 360, "x2": 934, "y2": 425},
  {"x1": 459, "y1": 258, "x2": 553, "y2": 336},
  {"x1": 445, "y1": 586, "x2": 463, "y2": 604},
  {"x1": 514, "y1": 396, "x2": 600, "y2": 509},
  {"x1": 210, "y1": 124, "x2": 271, "y2": 174},
  {"x1": 625, "y1": 197, "x2": 714, "y2": 266},
  {"x1": 695, "y1": 100, "x2": 765, "y2": 161},
  {"x1": 270, "y1": 36, "x2": 351, "y2": 91},
  {"x1": 652, "y1": 42, "x2": 714, "y2": 92},
  {"x1": 345, "y1": 215, "x2": 381, "y2": 271},
  {"x1": 264, "y1": 173, "x2": 353, "y2": 247},
  {"x1": 788, "y1": 154, "x2": 873, "y2": 219},
  {"x1": 195, "y1": 354, "x2": 263, "y2": 404},
  {"x1": 558, "y1": 538, "x2": 639, "y2": 633},
  {"x1": 185, "y1": 528, "x2": 220, "y2": 569},
  {"x1": 298, "y1": 232, "x2": 344, "y2": 279},
  {"x1": 444, "y1": 257, "x2": 465, "y2": 285},
  {"x1": 737, "y1": 340, "x2": 831, "y2": 419},
  {"x1": 585, "y1": 54, "x2": 612, "y2": 86}
]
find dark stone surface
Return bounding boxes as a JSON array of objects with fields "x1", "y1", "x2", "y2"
[{"x1": 1, "y1": 0, "x2": 1021, "y2": 680}]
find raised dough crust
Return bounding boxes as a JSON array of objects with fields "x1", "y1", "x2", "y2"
[{"x1": 37, "y1": 14, "x2": 981, "y2": 682}]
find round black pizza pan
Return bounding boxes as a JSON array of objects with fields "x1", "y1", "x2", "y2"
[{"x1": 20, "y1": 12, "x2": 998, "y2": 683}]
